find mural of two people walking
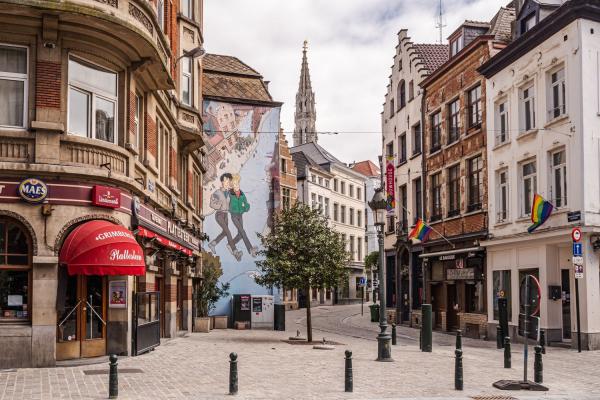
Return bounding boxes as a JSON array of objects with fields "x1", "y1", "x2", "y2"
[
  {"x1": 203, "y1": 100, "x2": 281, "y2": 316},
  {"x1": 208, "y1": 172, "x2": 258, "y2": 261}
]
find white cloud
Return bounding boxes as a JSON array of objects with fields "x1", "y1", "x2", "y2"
[{"x1": 204, "y1": 0, "x2": 511, "y2": 164}]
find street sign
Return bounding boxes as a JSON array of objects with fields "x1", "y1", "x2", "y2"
[
  {"x1": 358, "y1": 277, "x2": 366, "y2": 287},
  {"x1": 573, "y1": 243, "x2": 583, "y2": 257},
  {"x1": 568, "y1": 211, "x2": 582, "y2": 222},
  {"x1": 572, "y1": 227, "x2": 582, "y2": 242},
  {"x1": 575, "y1": 264, "x2": 584, "y2": 279},
  {"x1": 372, "y1": 279, "x2": 379, "y2": 287},
  {"x1": 572, "y1": 256, "x2": 584, "y2": 265}
]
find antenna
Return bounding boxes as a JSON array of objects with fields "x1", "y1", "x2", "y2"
[{"x1": 435, "y1": 0, "x2": 447, "y2": 44}]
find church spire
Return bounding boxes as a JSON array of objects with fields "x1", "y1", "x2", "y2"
[{"x1": 293, "y1": 40, "x2": 317, "y2": 146}]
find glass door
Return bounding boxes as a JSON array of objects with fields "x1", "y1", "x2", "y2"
[
  {"x1": 80, "y1": 276, "x2": 107, "y2": 358},
  {"x1": 561, "y1": 269, "x2": 571, "y2": 340}
]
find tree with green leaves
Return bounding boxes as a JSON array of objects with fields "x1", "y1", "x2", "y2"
[
  {"x1": 254, "y1": 203, "x2": 349, "y2": 342},
  {"x1": 197, "y1": 252, "x2": 230, "y2": 317},
  {"x1": 364, "y1": 251, "x2": 379, "y2": 271}
]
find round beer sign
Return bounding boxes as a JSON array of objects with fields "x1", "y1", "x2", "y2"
[{"x1": 18, "y1": 178, "x2": 48, "y2": 203}]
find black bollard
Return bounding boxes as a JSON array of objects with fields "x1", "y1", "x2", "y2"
[
  {"x1": 229, "y1": 352, "x2": 238, "y2": 395},
  {"x1": 534, "y1": 345, "x2": 543, "y2": 384},
  {"x1": 108, "y1": 354, "x2": 118, "y2": 399},
  {"x1": 539, "y1": 329, "x2": 546, "y2": 354},
  {"x1": 456, "y1": 330, "x2": 462, "y2": 350},
  {"x1": 496, "y1": 325, "x2": 502, "y2": 349},
  {"x1": 344, "y1": 350, "x2": 353, "y2": 393},
  {"x1": 503, "y1": 336, "x2": 511, "y2": 369},
  {"x1": 392, "y1": 323, "x2": 397, "y2": 346},
  {"x1": 421, "y1": 304, "x2": 432, "y2": 352},
  {"x1": 454, "y1": 349, "x2": 463, "y2": 391}
]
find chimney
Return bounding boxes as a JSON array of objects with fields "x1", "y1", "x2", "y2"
[
  {"x1": 511, "y1": 0, "x2": 524, "y2": 40},
  {"x1": 264, "y1": 80, "x2": 270, "y2": 90}
]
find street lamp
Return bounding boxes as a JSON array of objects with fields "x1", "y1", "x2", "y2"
[
  {"x1": 368, "y1": 187, "x2": 393, "y2": 362},
  {"x1": 174, "y1": 46, "x2": 206, "y2": 66}
]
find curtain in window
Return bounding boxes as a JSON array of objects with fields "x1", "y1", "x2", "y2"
[{"x1": 0, "y1": 80, "x2": 24, "y2": 127}]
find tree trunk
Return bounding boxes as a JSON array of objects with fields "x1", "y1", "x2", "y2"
[{"x1": 306, "y1": 286, "x2": 312, "y2": 343}]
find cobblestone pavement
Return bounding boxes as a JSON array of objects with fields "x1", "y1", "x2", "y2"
[{"x1": 1, "y1": 305, "x2": 599, "y2": 400}]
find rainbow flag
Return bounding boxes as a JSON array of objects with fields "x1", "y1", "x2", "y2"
[
  {"x1": 408, "y1": 219, "x2": 432, "y2": 242},
  {"x1": 527, "y1": 194, "x2": 553, "y2": 233}
]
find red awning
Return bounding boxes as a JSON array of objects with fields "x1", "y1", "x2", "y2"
[
  {"x1": 137, "y1": 227, "x2": 193, "y2": 256},
  {"x1": 59, "y1": 220, "x2": 145, "y2": 276}
]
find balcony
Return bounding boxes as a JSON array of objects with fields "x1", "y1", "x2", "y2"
[{"x1": 6, "y1": 0, "x2": 174, "y2": 90}]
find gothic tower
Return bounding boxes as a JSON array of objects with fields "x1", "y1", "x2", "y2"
[{"x1": 293, "y1": 41, "x2": 317, "y2": 146}]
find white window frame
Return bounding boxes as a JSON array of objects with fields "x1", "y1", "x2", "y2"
[
  {"x1": 0, "y1": 43, "x2": 28, "y2": 129},
  {"x1": 181, "y1": 56, "x2": 193, "y2": 106},
  {"x1": 495, "y1": 99, "x2": 509, "y2": 145},
  {"x1": 157, "y1": 0, "x2": 165, "y2": 31},
  {"x1": 547, "y1": 66, "x2": 566, "y2": 121},
  {"x1": 520, "y1": 159, "x2": 537, "y2": 217},
  {"x1": 550, "y1": 148, "x2": 567, "y2": 208},
  {"x1": 311, "y1": 193, "x2": 317, "y2": 210},
  {"x1": 181, "y1": 0, "x2": 193, "y2": 19},
  {"x1": 67, "y1": 56, "x2": 118, "y2": 144},
  {"x1": 520, "y1": 83, "x2": 536, "y2": 133},
  {"x1": 496, "y1": 168, "x2": 509, "y2": 223}
]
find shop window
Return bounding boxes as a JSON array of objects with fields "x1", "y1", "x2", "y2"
[
  {"x1": 0, "y1": 220, "x2": 30, "y2": 322},
  {"x1": 0, "y1": 44, "x2": 28, "y2": 128},
  {"x1": 493, "y1": 270, "x2": 512, "y2": 321},
  {"x1": 68, "y1": 57, "x2": 117, "y2": 143}
]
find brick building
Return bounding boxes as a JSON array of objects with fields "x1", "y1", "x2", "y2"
[
  {"x1": 419, "y1": 6, "x2": 515, "y2": 338},
  {"x1": 0, "y1": 0, "x2": 206, "y2": 367}
]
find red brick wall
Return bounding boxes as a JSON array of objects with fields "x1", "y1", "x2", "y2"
[
  {"x1": 36, "y1": 61, "x2": 61, "y2": 109},
  {"x1": 164, "y1": 283, "x2": 177, "y2": 302},
  {"x1": 146, "y1": 114, "x2": 157, "y2": 158},
  {"x1": 422, "y1": 41, "x2": 490, "y2": 239}
]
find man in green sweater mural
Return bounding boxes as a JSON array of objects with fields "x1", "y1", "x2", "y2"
[{"x1": 229, "y1": 174, "x2": 258, "y2": 258}]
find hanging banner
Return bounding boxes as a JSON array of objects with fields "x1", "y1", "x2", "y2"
[{"x1": 386, "y1": 157, "x2": 395, "y2": 213}]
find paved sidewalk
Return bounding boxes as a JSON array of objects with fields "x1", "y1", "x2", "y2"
[{"x1": 1, "y1": 306, "x2": 599, "y2": 399}]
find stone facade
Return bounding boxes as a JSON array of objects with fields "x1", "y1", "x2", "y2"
[{"x1": 0, "y1": 0, "x2": 206, "y2": 368}]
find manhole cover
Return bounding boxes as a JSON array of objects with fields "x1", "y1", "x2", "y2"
[
  {"x1": 471, "y1": 395, "x2": 517, "y2": 400},
  {"x1": 83, "y1": 368, "x2": 144, "y2": 375}
]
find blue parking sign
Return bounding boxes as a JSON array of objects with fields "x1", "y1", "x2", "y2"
[{"x1": 573, "y1": 243, "x2": 583, "y2": 257}]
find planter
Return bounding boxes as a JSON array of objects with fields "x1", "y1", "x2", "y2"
[
  {"x1": 212, "y1": 315, "x2": 228, "y2": 329},
  {"x1": 194, "y1": 317, "x2": 211, "y2": 333}
]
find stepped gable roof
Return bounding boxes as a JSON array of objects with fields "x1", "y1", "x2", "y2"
[
  {"x1": 412, "y1": 44, "x2": 449, "y2": 73},
  {"x1": 351, "y1": 160, "x2": 380, "y2": 178},
  {"x1": 202, "y1": 53, "x2": 277, "y2": 104}
]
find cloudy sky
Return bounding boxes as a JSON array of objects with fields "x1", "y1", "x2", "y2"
[{"x1": 204, "y1": 0, "x2": 510, "y2": 164}]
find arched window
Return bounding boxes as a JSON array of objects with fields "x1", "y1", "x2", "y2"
[
  {"x1": 398, "y1": 80, "x2": 406, "y2": 110},
  {"x1": 0, "y1": 219, "x2": 31, "y2": 322}
]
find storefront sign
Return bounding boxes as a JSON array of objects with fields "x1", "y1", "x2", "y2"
[
  {"x1": 109, "y1": 280, "x2": 127, "y2": 308},
  {"x1": 92, "y1": 185, "x2": 121, "y2": 209},
  {"x1": 386, "y1": 157, "x2": 395, "y2": 213},
  {"x1": 439, "y1": 254, "x2": 455, "y2": 261},
  {"x1": 18, "y1": 178, "x2": 48, "y2": 203},
  {"x1": 132, "y1": 201, "x2": 200, "y2": 252},
  {"x1": 240, "y1": 295, "x2": 250, "y2": 311},
  {"x1": 447, "y1": 268, "x2": 476, "y2": 280},
  {"x1": 0, "y1": 178, "x2": 132, "y2": 212}
]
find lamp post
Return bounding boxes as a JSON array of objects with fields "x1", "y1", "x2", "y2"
[{"x1": 369, "y1": 187, "x2": 393, "y2": 362}]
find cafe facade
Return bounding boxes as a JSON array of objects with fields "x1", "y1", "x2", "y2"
[{"x1": 0, "y1": 0, "x2": 206, "y2": 368}]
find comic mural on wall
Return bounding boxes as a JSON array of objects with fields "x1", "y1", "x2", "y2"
[{"x1": 202, "y1": 100, "x2": 281, "y2": 315}]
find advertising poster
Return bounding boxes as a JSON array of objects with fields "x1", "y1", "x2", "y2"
[
  {"x1": 386, "y1": 156, "x2": 395, "y2": 213},
  {"x1": 109, "y1": 280, "x2": 127, "y2": 308}
]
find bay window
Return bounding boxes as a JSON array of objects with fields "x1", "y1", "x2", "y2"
[
  {"x1": 181, "y1": 56, "x2": 193, "y2": 106},
  {"x1": 68, "y1": 57, "x2": 117, "y2": 143},
  {"x1": 0, "y1": 44, "x2": 27, "y2": 128},
  {"x1": 181, "y1": 0, "x2": 193, "y2": 19}
]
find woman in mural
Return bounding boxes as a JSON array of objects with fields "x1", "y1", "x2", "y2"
[{"x1": 229, "y1": 174, "x2": 258, "y2": 258}]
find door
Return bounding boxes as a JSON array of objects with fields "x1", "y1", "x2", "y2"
[
  {"x1": 156, "y1": 277, "x2": 166, "y2": 337},
  {"x1": 431, "y1": 284, "x2": 444, "y2": 329},
  {"x1": 176, "y1": 278, "x2": 183, "y2": 331},
  {"x1": 561, "y1": 269, "x2": 571, "y2": 340},
  {"x1": 446, "y1": 284, "x2": 458, "y2": 332},
  {"x1": 57, "y1": 275, "x2": 107, "y2": 360}
]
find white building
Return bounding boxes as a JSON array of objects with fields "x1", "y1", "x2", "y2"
[
  {"x1": 480, "y1": 0, "x2": 600, "y2": 349},
  {"x1": 292, "y1": 143, "x2": 368, "y2": 305},
  {"x1": 381, "y1": 29, "x2": 448, "y2": 322}
]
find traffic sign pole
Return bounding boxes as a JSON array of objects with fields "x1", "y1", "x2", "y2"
[
  {"x1": 575, "y1": 278, "x2": 582, "y2": 352},
  {"x1": 572, "y1": 227, "x2": 583, "y2": 352}
]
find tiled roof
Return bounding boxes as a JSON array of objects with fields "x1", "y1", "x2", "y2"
[
  {"x1": 202, "y1": 53, "x2": 274, "y2": 103},
  {"x1": 412, "y1": 44, "x2": 449, "y2": 73},
  {"x1": 203, "y1": 54, "x2": 261, "y2": 77},
  {"x1": 351, "y1": 160, "x2": 380, "y2": 177},
  {"x1": 464, "y1": 20, "x2": 492, "y2": 28},
  {"x1": 488, "y1": 6, "x2": 516, "y2": 42},
  {"x1": 291, "y1": 151, "x2": 322, "y2": 179}
]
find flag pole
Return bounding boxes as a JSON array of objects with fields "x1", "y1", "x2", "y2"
[{"x1": 397, "y1": 202, "x2": 455, "y2": 249}]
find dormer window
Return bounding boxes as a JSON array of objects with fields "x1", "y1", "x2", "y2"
[
  {"x1": 522, "y1": 13, "x2": 536, "y2": 34},
  {"x1": 450, "y1": 35, "x2": 464, "y2": 57}
]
